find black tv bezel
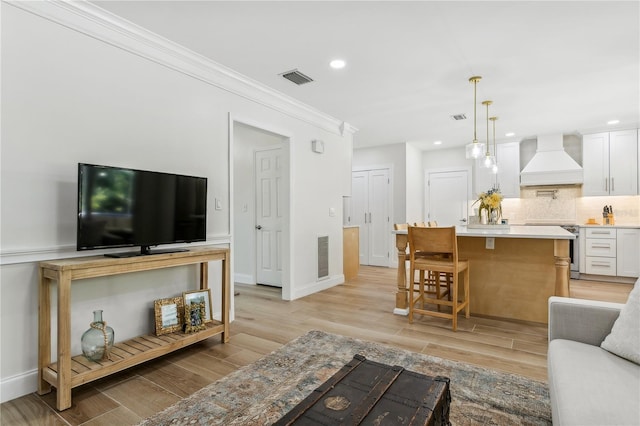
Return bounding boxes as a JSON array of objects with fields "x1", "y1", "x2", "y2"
[{"x1": 77, "y1": 163, "x2": 207, "y2": 257}]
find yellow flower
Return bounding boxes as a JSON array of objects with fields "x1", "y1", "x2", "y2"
[{"x1": 473, "y1": 188, "x2": 503, "y2": 219}]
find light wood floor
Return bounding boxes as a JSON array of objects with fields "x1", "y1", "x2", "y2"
[{"x1": 1, "y1": 266, "x2": 633, "y2": 425}]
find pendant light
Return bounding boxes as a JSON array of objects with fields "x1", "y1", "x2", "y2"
[
  {"x1": 490, "y1": 116, "x2": 498, "y2": 174},
  {"x1": 482, "y1": 100, "x2": 495, "y2": 168},
  {"x1": 465, "y1": 76, "x2": 485, "y2": 159}
]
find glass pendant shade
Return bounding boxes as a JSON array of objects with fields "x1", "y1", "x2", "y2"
[
  {"x1": 466, "y1": 141, "x2": 485, "y2": 159},
  {"x1": 484, "y1": 154, "x2": 495, "y2": 168}
]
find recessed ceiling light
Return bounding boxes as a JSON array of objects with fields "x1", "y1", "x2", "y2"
[
  {"x1": 434, "y1": 141, "x2": 442, "y2": 145},
  {"x1": 329, "y1": 59, "x2": 346, "y2": 69},
  {"x1": 607, "y1": 120, "x2": 620, "y2": 125},
  {"x1": 505, "y1": 132, "x2": 515, "y2": 137}
]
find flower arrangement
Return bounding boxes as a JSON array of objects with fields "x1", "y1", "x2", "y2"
[{"x1": 474, "y1": 188, "x2": 503, "y2": 224}]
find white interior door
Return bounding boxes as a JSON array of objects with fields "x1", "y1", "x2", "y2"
[
  {"x1": 367, "y1": 169, "x2": 390, "y2": 266},
  {"x1": 351, "y1": 171, "x2": 369, "y2": 264},
  {"x1": 426, "y1": 170, "x2": 469, "y2": 226},
  {"x1": 350, "y1": 169, "x2": 390, "y2": 266},
  {"x1": 255, "y1": 148, "x2": 283, "y2": 286}
]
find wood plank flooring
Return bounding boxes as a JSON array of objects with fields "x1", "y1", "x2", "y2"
[{"x1": 1, "y1": 266, "x2": 633, "y2": 425}]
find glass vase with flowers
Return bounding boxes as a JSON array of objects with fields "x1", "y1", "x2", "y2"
[{"x1": 473, "y1": 188, "x2": 503, "y2": 225}]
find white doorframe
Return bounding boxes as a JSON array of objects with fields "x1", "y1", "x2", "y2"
[{"x1": 229, "y1": 114, "x2": 292, "y2": 301}]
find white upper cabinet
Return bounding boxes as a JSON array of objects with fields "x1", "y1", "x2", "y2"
[
  {"x1": 583, "y1": 129, "x2": 638, "y2": 196},
  {"x1": 496, "y1": 142, "x2": 521, "y2": 198},
  {"x1": 474, "y1": 142, "x2": 520, "y2": 198}
]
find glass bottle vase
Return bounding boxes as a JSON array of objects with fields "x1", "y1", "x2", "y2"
[{"x1": 81, "y1": 310, "x2": 114, "y2": 362}]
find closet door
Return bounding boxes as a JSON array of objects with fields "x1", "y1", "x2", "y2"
[
  {"x1": 351, "y1": 171, "x2": 369, "y2": 265},
  {"x1": 367, "y1": 169, "x2": 390, "y2": 266},
  {"x1": 350, "y1": 169, "x2": 390, "y2": 266}
]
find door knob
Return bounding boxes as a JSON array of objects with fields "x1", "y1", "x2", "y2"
[
  {"x1": 461, "y1": 218, "x2": 467, "y2": 223},
  {"x1": 255, "y1": 225, "x2": 262, "y2": 230}
]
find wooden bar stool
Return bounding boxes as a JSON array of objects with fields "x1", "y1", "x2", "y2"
[
  {"x1": 408, "y1": 226, "x2": 470, "y2": 331},
  {"x1": 395, "y1": 224, "x2": 450, "y2": 310}
]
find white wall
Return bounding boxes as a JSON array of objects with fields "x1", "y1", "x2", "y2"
[
  {"x1": 352, "y1": 144, "x2": 406, "y2": 224},
  {"x1": 405, "y1": 144, "x2": 423, "y2": 224},
  {"x1": 422, "y1": 146, "x2": 468, "y2": 170},
  {"x1": 0, "y1": 2, "x2": 352, "y2": 402}
]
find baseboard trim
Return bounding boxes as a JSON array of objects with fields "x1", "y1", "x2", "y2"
[
  {"x1": 290, "y1": 274, "x2": 344, "y2": 300},
  {"x1": 1, "y1": 370, "x2": 38, "y2": 404},
  {"x1": 234, "y1": 273, "x2": 255, "y2": 285}
]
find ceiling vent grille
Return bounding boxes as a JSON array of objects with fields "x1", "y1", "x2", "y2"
[
  {"x1": 280, "y1": 69, "x2": 314, "y2": 85},
  {"x1": 451, "y1": 114, "x2": 467, "y2": 121}
]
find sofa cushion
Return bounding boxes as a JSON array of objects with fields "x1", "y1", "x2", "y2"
[
  {"x1": 601, "y1": 279, "x2": 640, "y2": 365},
  {"x1": 548, "y1": 339, "x2": 640, "y2": 425}
]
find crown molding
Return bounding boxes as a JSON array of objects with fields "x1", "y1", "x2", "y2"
[{"x1": 6, "y1": 0, "x2": 354, "y2": 136}]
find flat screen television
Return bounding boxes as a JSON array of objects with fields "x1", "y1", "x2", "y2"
[{"x1": 77, "y1": 163, "x2": 207, "y2": 257}]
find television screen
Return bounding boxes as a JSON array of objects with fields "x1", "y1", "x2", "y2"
[{"x1": 77, "y1": 163, "x2": 207, "y2": 256}]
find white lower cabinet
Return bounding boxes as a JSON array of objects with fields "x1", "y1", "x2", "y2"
[
  {"x1": 582, "y1": 227, "x2": 640, "y2": 277},
  {"x1": 617, "y1": 228, "x2": 640, "y2": 277}
]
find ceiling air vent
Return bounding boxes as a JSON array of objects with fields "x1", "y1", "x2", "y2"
[
  {"x1": 280, "y1": 69, "x2": 314, "y2": 85},
  {"x1": 451, "y1": 114, "x2": 467, "y2": 121}
]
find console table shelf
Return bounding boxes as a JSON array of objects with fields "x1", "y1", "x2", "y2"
[{"x1": 38, "y1": 246, "x2": 230, "y2": 411}]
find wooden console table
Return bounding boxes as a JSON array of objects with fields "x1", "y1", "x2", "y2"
[{"x1": 38, "y1": 246, "x2": 230, "y2": 411}]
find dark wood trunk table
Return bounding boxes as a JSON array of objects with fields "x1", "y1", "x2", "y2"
[{"x1": 275, "y1": 354, "x2": 451, "y2": 425}]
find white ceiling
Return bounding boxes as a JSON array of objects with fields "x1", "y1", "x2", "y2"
[{"x1": 92, "y1": 1, "x2": 639, "y2": 151}]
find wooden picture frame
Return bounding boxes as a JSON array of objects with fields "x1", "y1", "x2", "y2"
[
  {"x1": 154, "y1": 297, "x2": 184, "y2": 336},
  {"x1": 183, "y1": 301, "x2": 206, "y2": 333},
  {"x1": 183, "y1": 289, "x2": 213, "y2": 323}
]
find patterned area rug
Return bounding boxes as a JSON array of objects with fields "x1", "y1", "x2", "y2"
[{"x1": 140, "y1": 330, "x2": 551, "y2": 425}]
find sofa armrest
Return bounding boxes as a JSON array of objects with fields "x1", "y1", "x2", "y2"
[{"x1": 548, "y1": 297, "x2": 623, "y2": 346}]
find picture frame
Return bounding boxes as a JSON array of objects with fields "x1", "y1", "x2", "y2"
[
  {"x1": 183, "y1": 301, "x2": 206, "y2": 333},
  {"x1": 154, "y1": 297, "x2": 184, "y2": 336},
  {"x1": 183, "y1": 289, "x2": 213, "y2": 323}
]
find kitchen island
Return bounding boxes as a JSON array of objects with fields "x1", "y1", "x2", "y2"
[{"x1": 393, "y1": 225, "x2": 575, "y2": 323}]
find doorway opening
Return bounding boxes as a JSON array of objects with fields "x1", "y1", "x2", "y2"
[{"x1": 231, "y1": 119, "x2": 291, "y2": 300}]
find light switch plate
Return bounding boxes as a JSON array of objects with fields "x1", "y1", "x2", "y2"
[{"x1": 215, "y1": 198, "x2": 222, "y2": 210}]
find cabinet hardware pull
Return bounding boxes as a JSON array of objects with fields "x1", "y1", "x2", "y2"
[
  {"x1": 605, "y1": 178, "x2": 608, "y2": 192},
  {"x1": 611, "y1": 177, "x2": 615, "y2": 192}
]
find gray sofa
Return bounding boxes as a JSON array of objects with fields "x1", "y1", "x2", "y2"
[{"x1": 547, "y1": 296, "x2": 640, "y2": 425}]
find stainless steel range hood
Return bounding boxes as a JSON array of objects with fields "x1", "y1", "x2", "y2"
[{"x1": 520, "y1": 134, "x2": 583, "y2": 186}]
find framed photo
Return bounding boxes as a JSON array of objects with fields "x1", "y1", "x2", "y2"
[
  {"x1": 154, "y1": 297, "x2": 184, "y2": 336},
  {"x1": 183, "y1": 301, "x2": 206, "y2": 333},
  {"x1": 183, "y1": 289, "x2": 213, "y2": 323}
]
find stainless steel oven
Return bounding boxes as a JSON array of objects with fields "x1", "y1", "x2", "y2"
[{"x1": 561, "y1": 225, "x2": 580, "y2": 279}]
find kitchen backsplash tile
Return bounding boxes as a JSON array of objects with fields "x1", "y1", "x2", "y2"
[{"x1": 496, "y1": 188, "x2": 639, "y2": 225}]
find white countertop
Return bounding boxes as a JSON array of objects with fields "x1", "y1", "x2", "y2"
[
  {"x1": 393, "y1": 225, "x2": 575, "y2": 240},
  {"x1": 580, "y1": 224, "x2": 640, "y2": 229}
]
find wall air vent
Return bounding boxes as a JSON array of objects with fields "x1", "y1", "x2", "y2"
[
  {"x1": 317, "y1": 235, "x2": 329, "y2": 280},
  {"x1": 280, "y1": 69, "x2": 314, "y2": 85},
  {"x1": 451, "y1": 114, "x2": 467, "y2": 121}
]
